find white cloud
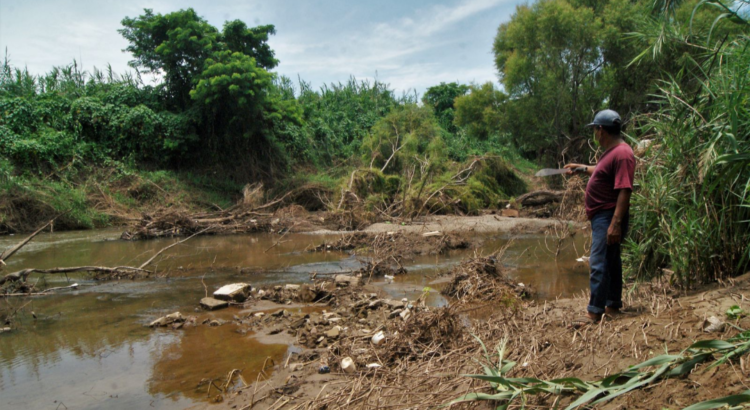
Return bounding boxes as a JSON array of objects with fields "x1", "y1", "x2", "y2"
[{"x1": 272, "y1": 0, "x2": 511, "y2": 93}]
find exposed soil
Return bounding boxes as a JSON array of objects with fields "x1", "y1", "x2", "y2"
[{"x1": 183, "y1": 256, "x2": 750, "y2": 410}]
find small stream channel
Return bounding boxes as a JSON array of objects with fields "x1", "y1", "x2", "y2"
[{"x1": 0, "y1": 228, "x2": 590, "y2": 409}]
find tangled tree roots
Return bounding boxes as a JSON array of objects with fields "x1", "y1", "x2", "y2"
[{"x1": 442, "y1": 256, "x2": 531, "y2": 304}]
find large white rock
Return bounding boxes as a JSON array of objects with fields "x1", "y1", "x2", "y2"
[{"x1": 213, "y1": 283, "x2": 251, "y2": 302}]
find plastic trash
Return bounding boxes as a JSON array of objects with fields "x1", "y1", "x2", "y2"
[{"x1": 318, "y1": 365, "x2": 330, "y2": 374}]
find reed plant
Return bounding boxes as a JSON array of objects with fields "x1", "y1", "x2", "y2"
[
  {"x1": 449, "y1": 333, "x2": 750, "y2": 409},
  {"x1": 624, "y1": 5, "x2": 750, "y2": 285}
]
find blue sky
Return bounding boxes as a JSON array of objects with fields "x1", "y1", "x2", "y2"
[{"x1": 0, "y1": 0, "x2": 524, "y2": 96}]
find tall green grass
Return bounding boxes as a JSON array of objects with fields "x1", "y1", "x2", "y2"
[{"x1": 625, "y1": 22, "x2": 750, "y2": 284}]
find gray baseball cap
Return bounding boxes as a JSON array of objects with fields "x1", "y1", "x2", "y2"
[{"x1": 586, "y1": 109, "x2": 622, "y2": 128}]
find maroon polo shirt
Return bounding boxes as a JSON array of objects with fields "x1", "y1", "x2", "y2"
[{"x1": 585, "y1": 143, "x2": 635, "y2": 220}]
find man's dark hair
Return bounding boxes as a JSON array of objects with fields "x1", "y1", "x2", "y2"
[{"x1": 601, "y1": 123, "x2": 621, "y2": 135}]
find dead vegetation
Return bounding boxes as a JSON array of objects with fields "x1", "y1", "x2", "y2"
[
  {"x1": 228, "y1": 271, "x2": 750, "y2": 410},
  {"x1": 442, "y1": 256, "x2": 531, "y2": 304},
  {"x1": 121, "y1": 183, "x2": 337, "y2": 240},
  {"x1": 313, "y1": 231, "x2": 475, "y2": 257}
]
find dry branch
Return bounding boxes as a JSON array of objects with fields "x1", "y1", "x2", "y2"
[
  {"x1": 1, "y1": 266, "x2": 150, "y2": 287},
  {"x1": 138, "y1": 227, "x2": 213, "y2": 269},
  {"x1": 0, "y1": 219, "x2": 55, "y2": 263}
]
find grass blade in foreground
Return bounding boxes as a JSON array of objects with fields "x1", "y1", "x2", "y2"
[{"x1": 681, "y1": 390, "x2": 750, "y2": 410}]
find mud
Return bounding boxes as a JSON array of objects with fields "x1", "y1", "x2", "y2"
[{"x1": 199, "y1": 270, "x2": 750, "y2": 410}]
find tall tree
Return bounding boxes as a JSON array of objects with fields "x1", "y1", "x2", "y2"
[{"x1": 493, "y1": 0, "x2": 604, "y2": 160}]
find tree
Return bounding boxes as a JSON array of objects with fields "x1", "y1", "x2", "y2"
[
  {"x1": 119, "y1": 9, "x2": 277, "y2": 110},
  {"x1": 422, "y1": 82, "x2": 469, "y2": 132},
  {"x1": 493, "y1": 0, "x2": 604, "y2": 160},
  {"x1": 453, "y1": 82, "x2": 507, "y2": 140}
]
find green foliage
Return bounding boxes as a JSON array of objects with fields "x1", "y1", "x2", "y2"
[
  {"x1": 494, "y1": 0, "x2": 603, "y2": 159},
  {"x1": 362, "y1": 104, "x2": 445, "y2": 173},
  {"x1": 624, "y1": 19, "x2": 750, "y2": 284},
  {"x1": 422, "y1": 82, "x2": 469, "y2": 132},
  {"x1": 283, "y1": 77, "x2": 407, "y2": 166},
  {"x1": 453, "y1": 82, "x2": 508, "y2": 141},
  {"x1": 449, "y1": 334, "x2": 750, "y2": 409},
  {"x1": 726, "y1": 306, "x2": 746, "y2": 320}
]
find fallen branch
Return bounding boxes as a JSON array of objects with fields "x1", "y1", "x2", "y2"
[
  {"x1": 139, "y1": 227, "x2": 213, "y2": 269},
  {"x1": 1, "y1": 266, "x2": 150, "y2": 287},
  {"x1": 1, "y1": 283, "x2": 80, "y2": 297},
  {"x1": 0, "y1": 219, "x2": 55, "y2": 264}
]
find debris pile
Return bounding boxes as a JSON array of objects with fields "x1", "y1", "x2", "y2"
[
  {"x1": 442, "y1": 256, "x2": 531, "y2": 304},
  {"x1": 313, "y1": 231, "x2": 474, "y2": 257}
]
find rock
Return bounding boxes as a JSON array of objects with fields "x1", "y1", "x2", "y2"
[
  {"x1": 501, "y1": 209, "x2": 519, "y2": 218},
  {"x1": 703, "y1": 316, "x2": 725, "y2": 333},
  {"x1": 334, "y1": 275, "x2": 361, "y2": 287},
  {"x1": 149, "y1": 312, "x2": 184, "y2": 327},
  {"x1": 326, "y1": 326, "x2": 342, "y2": 338},
  {"x1": 200, "y1": 297, "x2": 229, "y2": 311},
  {"x1": 298, "y1": 284, "x2": 317, "y2": 303},
  {"x1": 368, "y1": 300, "x2": 384, "y2": 309},
  {"x1": 341, "y1": 357, "x2": 356, "y2": 373},
  {"x1": 290, "y1": 316, "x2": 309, "y2": 329},
  {"x1": 213, "y1": 283, "x2": 251, "y2": 302},
  {"x1": 383, "y1": 299, "x2": 405, "y2": 309}
]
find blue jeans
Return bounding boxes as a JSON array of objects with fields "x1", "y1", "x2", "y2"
[{"x1": 588, "y1": 209, "x2": 629, "y2": 315}]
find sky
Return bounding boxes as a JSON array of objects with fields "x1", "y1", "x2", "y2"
[{"x1": 0, "y1": 0, "x2": 525, "y2": 96}]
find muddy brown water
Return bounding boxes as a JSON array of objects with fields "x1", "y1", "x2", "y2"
[{"x1": 0, "y1": 228, "x2": 589, "y2": 409}]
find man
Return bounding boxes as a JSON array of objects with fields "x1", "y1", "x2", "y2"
[{"x1": 564, "y1": 109, "x2": 635, "y2": 323}]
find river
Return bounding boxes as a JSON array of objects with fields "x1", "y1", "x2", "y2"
[{"x1": 0, "y1": 228, "x2": 589, "y2": 409}]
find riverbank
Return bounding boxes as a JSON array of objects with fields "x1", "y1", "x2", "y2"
[
  {"x1": 201, "y1": 268, "x2": 750, "y2": 410},
  {"x1": 2, "y1": 217, "x2": 747, "y2": 410}
]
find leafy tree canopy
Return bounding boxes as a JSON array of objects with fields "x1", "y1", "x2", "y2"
[
  {"x1": 119, "y1": 8, "x2": 277, "y2": 109},
  {"x1": 422, "y1": 82, "x2": 469, "y2": 132}
]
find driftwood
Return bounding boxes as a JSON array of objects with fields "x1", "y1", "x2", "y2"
[
  {"x1": 138, "y1": 227, "x2": 213, "y2": 269},
  {"x1": 1, "y1": 224, "x2": 205, "y2": 295},
  {"x1": 0, "y1": 219, "x2": 54, "y2": 264},
  {"x1": 516, "y1": 190, "x2": 566, "y2": 207},
  {"x1": 0, "y1": 266, "x2": 151, "y2": 287}
]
